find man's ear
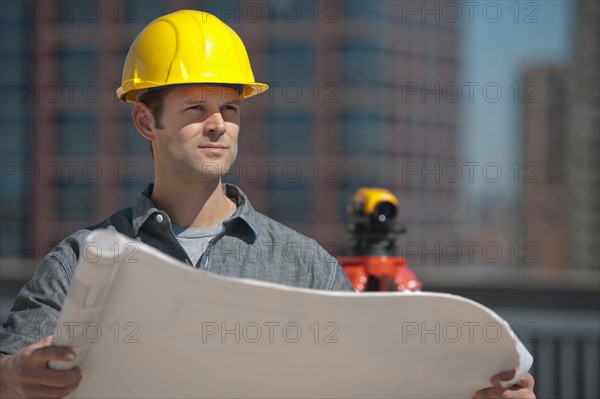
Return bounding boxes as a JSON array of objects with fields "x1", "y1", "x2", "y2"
[{"x1": 132, "y1": 102, "x2": 157, "y2": 141}]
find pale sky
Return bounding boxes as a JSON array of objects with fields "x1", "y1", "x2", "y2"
[{"x1": 460, "y1": 0, "x2": 573, "y2": 204}]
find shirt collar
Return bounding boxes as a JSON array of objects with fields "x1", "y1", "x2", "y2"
[{"x1": 132, "y1": 183, "x2": 259, "y2": 241}]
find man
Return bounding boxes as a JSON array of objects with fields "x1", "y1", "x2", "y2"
[{"x1": 0, "y1": 10, "x2": 534, "y2": 399}]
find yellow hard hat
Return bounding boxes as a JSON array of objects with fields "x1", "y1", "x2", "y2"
[{"x1": 116, "y1": 10, "x2": 269, "y2": 102}]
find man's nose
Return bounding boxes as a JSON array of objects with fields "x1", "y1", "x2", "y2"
[{"x1": 205, "y1": 112, "x2": 226, "y2": 135}]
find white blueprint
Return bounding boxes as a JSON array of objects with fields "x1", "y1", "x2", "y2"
[{"x1": 50, "y1": 229, "x2": 533, "y2": 398}]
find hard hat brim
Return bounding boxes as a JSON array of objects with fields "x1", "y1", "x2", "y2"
[{"x1": 117, "y1": 81, "x2": 269, "y2": 103}]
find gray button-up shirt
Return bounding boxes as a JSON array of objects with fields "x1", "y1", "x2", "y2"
[{"x1": 1, "y1": 184, "x2": 354, "y2": 354}]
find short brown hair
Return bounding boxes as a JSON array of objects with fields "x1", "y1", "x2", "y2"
[
  {"x1": 138, "y1": 88, "x2": 173, "y2": 129},
  {"x1": 138, "y1": 88, "x2": 173, "y2": 157}
]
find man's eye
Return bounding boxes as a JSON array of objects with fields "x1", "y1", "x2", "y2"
[
  {"x1": 186, "y1": 105, "x2": 203, "y2": 111},
  {"x1": 222, "y1": 105, "x2": 238, "y2": 112}
]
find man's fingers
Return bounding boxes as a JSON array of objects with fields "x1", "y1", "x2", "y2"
[
  {"x1": 30, "y1": 345, "x2": 76, "y2": 367},
  {"x1": 491, "y1": 370, "x2": 535, "y2": 390},
  {"x1": 491, "y1": 369, "x2": 517, "y2": 387},
  {"x1": 23, "y1": 335, "x2": 76, "y2": 367},
  {"x1": 1, "y1": 339, "x2": 82, "y2": 399},
  {"x1": 473, "y1": 387, "x2": 492, "y2": 399},
  {"x1": 478, "y1": 372, "x2": 536, "y2": 399},
  {"x1": 515, "y1": 373, "x2": 535, "y2": 389},
  {"x1": 20, "y1": 365, "x2": 82, "y2": 388},
  {"x1": 19, "y1": 379, "x2": 81, "y2": 399},
  {"x1": 26, "y1": 335, "x2": 54, "y2": 351},
  {"x1": 21, "y1": 339, "x2": 80, "y2": 386}
]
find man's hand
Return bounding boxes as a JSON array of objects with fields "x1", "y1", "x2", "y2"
[
  {"x1": 474, "y1": 370, "x2": 535, "y2": 399},
  {"x1": 0, "y1": 336, "x2": 82, "y2": 399}
]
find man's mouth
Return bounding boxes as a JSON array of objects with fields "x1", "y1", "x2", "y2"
[{"x1": 198, "y1": 144, "x2": 228, "y2": 156}]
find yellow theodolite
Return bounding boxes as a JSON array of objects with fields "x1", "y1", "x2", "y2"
[{"x1": 338, "y1": 188, "x2": 422, "y2": 292}]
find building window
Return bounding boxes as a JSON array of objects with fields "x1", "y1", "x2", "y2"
[
  {"x1": 120, "y1": 182, "x2": 151, "y2": 207},
  {"x1": 267, "y1": 42, "x2": 314, "y2": 83},
  {"x1": 266, "y1": 110, "x2": 313, "y2": 155},
  {"x1": 266, "y1": 183, "x2": 311, "y2": 222},
  {"x1": 341, "y1": 41, "x2": 382, "y2": 85},
  {"x1": 56, "y1": 114, "x2": 97, "y2": 154},
  {"x1": 338, "y1": 111, "x2": 382, "y2": 154},
  {"x1": 57, "y1": 49, "x2": 98, "y2": 85},
  {"x1": 1, "y1": 51, "x2": 27, "y2": 117},
  {"x1": 120, "y1": 114, "x2": 149, "y2": 154},
  {"x1": 56, "y1": 183, "x2": 94, "y2": 220},
  {"x1": 342, "y1": 1, "x2": 382, "y2": 19}
]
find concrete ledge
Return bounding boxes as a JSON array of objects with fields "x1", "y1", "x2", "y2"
[{"x1": 411, "y1": 264, "x2": 600, "y2": 291}]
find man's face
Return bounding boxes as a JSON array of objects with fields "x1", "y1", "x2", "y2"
[{"x1": 152, "y1": 84, "x2": 241, "y2": 182}]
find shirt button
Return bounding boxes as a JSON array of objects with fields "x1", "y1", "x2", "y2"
[{"x1": 155, "y1": 214, "x2": 164, "y2": 223}]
